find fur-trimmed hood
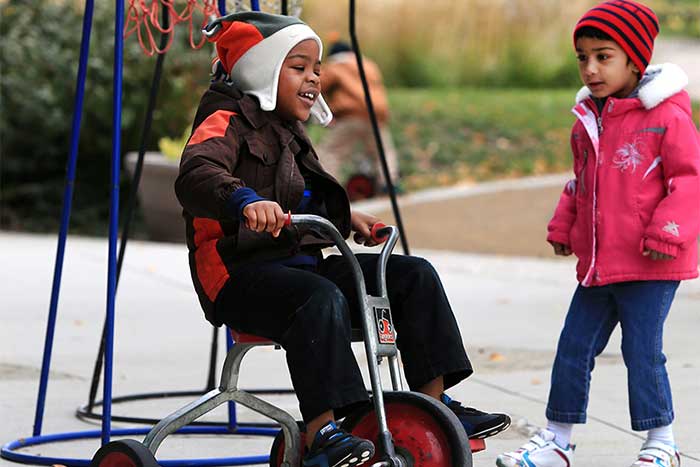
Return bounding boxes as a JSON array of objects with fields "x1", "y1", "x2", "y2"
[{"x1": 575, "y1": 63, "x2": 689, "y2": 110}]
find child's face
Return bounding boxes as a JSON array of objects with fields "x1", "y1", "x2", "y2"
[
  {"x1": 576, "y1": 36, "x2": 640, "y2": 99},
  {"x1": 275, "y1": 39, "x2": 321, "y2": 122}
]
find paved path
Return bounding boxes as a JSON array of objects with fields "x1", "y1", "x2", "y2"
[
  {"x1": 355, "y1": 174, "x2": 570, "y2": 257},
  {"x1": 655, "y1": 37, "x2": 700, "y2": 100},
  {"x1": 1, "y1": 231, "x2": 699, "y2": 466}
]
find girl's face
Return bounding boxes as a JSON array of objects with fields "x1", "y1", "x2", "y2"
[
  {"x1": 275, "y1": 39, "x2": 321, "y2": 122},
  {"x1": 576, "y1": 36, "x2": 640, "y2": 99}
]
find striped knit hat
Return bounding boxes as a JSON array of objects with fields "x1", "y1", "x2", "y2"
[
  {"x1": 574, "y1": 0, "x2": 659, "y2": 75},
  {"x1": 203, "y1": 12, "x2": 332, "y2": 126}
]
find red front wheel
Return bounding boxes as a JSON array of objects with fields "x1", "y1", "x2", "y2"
[
  {"x1": 341, "y1": 392, "x2": 473, "y2": 467},
  {"x1": 91, "y1": 439, "x2": 159, "y2": 467}
]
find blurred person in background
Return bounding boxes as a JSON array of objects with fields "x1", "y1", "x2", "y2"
[{"x1": 317, "y1": 39, "x2": 401, "y2": 200}]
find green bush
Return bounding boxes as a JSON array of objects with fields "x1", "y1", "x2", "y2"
[
  {"x1": 651, "y1": 0, "x2": 700, "y2": 37},
  {"x1": 1, "y1": 0, "x2": 212, "y2": 233}
]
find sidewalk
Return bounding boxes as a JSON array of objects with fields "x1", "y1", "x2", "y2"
[
  {"x1": 654, "y1": 37, "x2": 700, "y2": 101},
  {"x1": 1, "y1": 226, "x2": 699, "y2": 466}
]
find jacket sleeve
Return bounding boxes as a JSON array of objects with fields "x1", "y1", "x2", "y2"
[
  {"x1": 547, "y1": 181, "x2": 577, "y2": 246},
  {"x1": 546, "y1": 132, "x2": 580, "y2": 246},
  {"x1": 174, "y1": 110, "x2": 246, "y2": 220},
  {"x1": 642, "y1": 111, "x2": 700, "y2": 257}
]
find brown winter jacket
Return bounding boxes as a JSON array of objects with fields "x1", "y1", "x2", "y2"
[
  {"x1": 175, "y1": 82, "x2": 351, "y2": 325},
  {"x1": 321, "y1": 52, "x2": 389, "y2": 124}
]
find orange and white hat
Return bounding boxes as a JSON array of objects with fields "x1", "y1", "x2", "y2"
[{"x1": 204, "y1": 12, "x2": 332, "y2": 126}]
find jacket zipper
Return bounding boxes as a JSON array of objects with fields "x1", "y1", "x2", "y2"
[
  {"x1": 290, "y1": 153, "x2": 302, "y2": 251},
  {"x1": 597, "y1": 115, "x2": 604, "y2": 135}
]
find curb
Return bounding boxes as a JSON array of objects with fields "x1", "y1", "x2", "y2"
[{"x1": 352, "y1": 173, "x2": 572, "y2": 213}]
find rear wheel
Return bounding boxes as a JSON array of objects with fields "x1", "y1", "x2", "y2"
[
  {"x1": 269, "y1": 422, "x2": 306, "y2": 467},
  {"x1": 346, "y1": 174, "x2": 376, "y2": 201},
  {"x1": 341, "y1": 392, "x2": 472, "y2": 467},
  {"x1": 91, "y1": 439, "x2": 159, "y2": 467}
]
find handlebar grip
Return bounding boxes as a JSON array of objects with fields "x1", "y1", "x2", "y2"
[
  {"x1": 370, "y1": 223, "x2": 391, "y2": 244},
  {"x1": 284, "y1": 211, "x2": 292, "y2": 226}
]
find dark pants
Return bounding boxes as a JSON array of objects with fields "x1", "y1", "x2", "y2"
[{"x1": 215, "y1": 254, "x2": 473, "y2": 423}]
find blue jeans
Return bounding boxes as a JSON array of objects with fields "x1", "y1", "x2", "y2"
[{"x1": 546, "y1": 280, "x2": 679, "y2": 431}]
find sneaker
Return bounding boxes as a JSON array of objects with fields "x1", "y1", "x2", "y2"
[
  {"x1": 303, "y1": 421, "x2": 375, "y2": 467},
  {"x1": 441, "y1": 394, "x2": 511, "y2": 439},
  {"x1": 630, "y1": 440, "x2": 681, "y2": 467},
  {"x1": 496, "y1": 429, "x2": 574, "y2": 467}
]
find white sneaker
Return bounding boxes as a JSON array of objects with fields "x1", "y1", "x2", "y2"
[
  {"x1": 630, "y1": 440, "x2": 681, "y2": 467},
  {"x1": 496, "y1": 429, "x2": 574, "y2": 467}
]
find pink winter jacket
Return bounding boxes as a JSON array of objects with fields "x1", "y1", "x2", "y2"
[{"x1": 548, "y1": 63, "x2": 700, "y2": 286}]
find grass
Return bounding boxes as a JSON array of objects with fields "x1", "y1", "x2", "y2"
[
  {"x1": 302, "y1": 0, "x2": 592, "y2": 88},
  {"x1": 649, "y1": 0, "x2": 700, "y2": 37},
  {"x1": 309, "y1": 88, "x2": 700, "y2": 192}
]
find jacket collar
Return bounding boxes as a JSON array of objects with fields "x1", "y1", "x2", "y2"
[
  {"x1": 207, "y1": 81, "x2": 315, "y2": 147},
  {"x1": 575, "y1": 63, "x2": 688, "y2": 110},
  {"x1": 237, "y1": 91, "x2": 273, "y2": 130}
]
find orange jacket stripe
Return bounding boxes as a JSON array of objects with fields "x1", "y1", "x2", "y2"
[
  {"x1": 188, "y1": 110, "x2": 237, "y2": 146},
  {"x1": 192, "y1": 217, "x2": 229, "y2": 302}
]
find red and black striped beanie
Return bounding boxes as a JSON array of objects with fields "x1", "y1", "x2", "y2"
[{"x1": 574, "y1": 0, "x2": 659, "y2": 75}]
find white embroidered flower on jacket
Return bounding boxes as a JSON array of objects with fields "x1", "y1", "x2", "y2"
[
  {"x1": 614, "y1": 141, "x2": 645, "y2": 173},
  {"x1": 663, "y1": 221, "x2": 680, "y2": 237}
]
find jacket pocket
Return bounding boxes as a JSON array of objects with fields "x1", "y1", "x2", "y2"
[
  {"x1": 569, "y1": 217, "x2": 583, "y2": 257},
  {"x1": 244, "y1": 135, "x2": 279, "y2": 165},
  {"x1": 576, "y1": 148, "x2": 589, "y2": 198},
  {"x1": 634, "y1": 149, "x2": 666, "y2": 232},
  {"x1": 244, "y1": 135, "x2": 279, "y2": 190}
]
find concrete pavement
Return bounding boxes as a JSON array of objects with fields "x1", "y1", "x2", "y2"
[
  {"x1": 654, "y1": 37, "x2": 700, "y2": 101},
  {"x1": 1, "y1": 229, "x2": 699, "y2": 466}
]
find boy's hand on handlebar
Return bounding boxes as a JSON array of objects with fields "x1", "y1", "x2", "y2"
[
  {"x1": 549, "y1": 241, "x2": 572, "y2": 256},
  {"x1": 242, "y1": 201, "x2": 286, "y2": 237},
  {"x1": 351, "y1": 210, "x2": 381, "y2": 246}
]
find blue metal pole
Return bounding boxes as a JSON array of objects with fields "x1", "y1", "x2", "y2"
[
  {"x1": 226, "y1": 330, "x2": 237, "y2": 430},
  {"x1": 218, "y1": 0, "x2": 226, "y2": 15},
  {"x1": 4, "y1": 426, "x2": 277, "y2": 466},
  {"x1": 32, "y1": 0, "x2": 95, "y2": 437},
  {"x1": 102, "y1": 0, "x2": 125, "y2": 446},
  {"x1": 250, "y1": 0, "x2": 260, "y2": 11}
]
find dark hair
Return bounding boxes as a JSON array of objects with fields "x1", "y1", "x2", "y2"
[
  {"x1": 574, "y1": 26, "x2": 613, "y2": 41},
  {"x1": 574, "y1": 25, "x2": 637, "y2": 75},
  {"x1": 328, "y1": 41, "x2": 352, "y2": 56}
]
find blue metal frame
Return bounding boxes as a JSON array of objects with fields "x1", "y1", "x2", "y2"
[
  {"x1": 3, "y1": 1, "x2": 287, "y2": 466},
  {"x1": 101, "y1": 0, "x2": 125, "y2": 446},
  {"x1": 2, "y1": 427, "x2": 277, "y2": 467},
  {"x1": 32, "y1": 0, "x2": 95, "y2": 438}
]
